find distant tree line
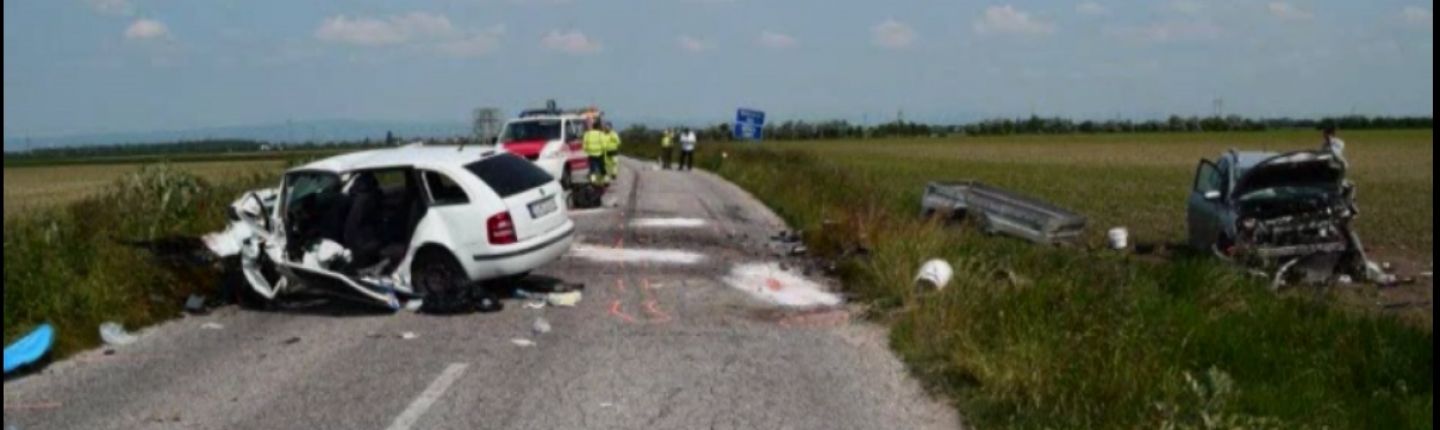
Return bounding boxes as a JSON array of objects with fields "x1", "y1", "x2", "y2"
[
  {"x1": 635, "y1": 115, "x2": 1432, "y2": 143},
  {"x1": 6, "y1": 115, "x2": 1430, "y2": 159},
  {"x1": 8, "y1": 137, "x2": 400, "y2": 160}
]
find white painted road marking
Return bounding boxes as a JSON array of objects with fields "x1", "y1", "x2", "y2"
[
  {"x1": 630, "y1": 218, "x2": 708, "y2": 229},
  {"x1": 567, "y1": 244, "x2": 705, "y2": 265},
  {"x1": 386, "y1": 363, "x2": 470, "y2": 430}
]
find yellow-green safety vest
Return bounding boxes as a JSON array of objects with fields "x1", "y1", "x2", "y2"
[
  {"x1": 604, "y1": 131, "x2": 622, "y2": 152},
  {"x1": 583, "y1": 130, "x2": 608, "y2": 156},
  {"x1": 661, "y1": 132, "x2": 674, "y2": 148}
]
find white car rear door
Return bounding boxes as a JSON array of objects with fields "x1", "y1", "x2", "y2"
[{"x1": 465, "y1": 154, "x2": 569, "y2": 241}]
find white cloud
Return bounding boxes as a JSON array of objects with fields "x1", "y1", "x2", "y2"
[
  {"x1": 758, "y1": 30, "x2": 798, "y2": 49},
  {"x1": 1268, "y1": 2, "x2": 1313, "y2": 21},
  {"x1": 1110, "y1": 21, "x2": 1222, "y2": 43},
  {"x1": 1403, "y1": 6, "x2": 1433, "y2": 30},
  {"x1": 437, "y1": 26, "x2": 506, "y2": 58},
  {"x1": 872, "y1": 19, "x2": 917, "y2": 49},
  {"x1": 124, "y1": 19, "x2": 168, "y2": 40},
  {"x1": 315, "y1": 12, "x2": 455, "y2": 47},
  {"x1": 677, "y1": 35, "x2": 710, "y2": 53},
  {"x1": 542, "y1": 30, "x2": 602, "y2": 54},
  {"x1": 89, "y1": 0, "x2": 133, "y2": 16},
  {"x1": 1076, "y1": 2, "x2": 1108, "y2": 16},
  {"x1": 974, "y1": 6, "x2": 1056, "y2": 36}
]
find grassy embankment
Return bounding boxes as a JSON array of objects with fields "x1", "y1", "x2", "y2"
[
  {"x1": 3, "y1": 164, "x2": 278, "y2": 358},
  {"x1": 4, "y1": 160, "x2": 287, "y2": 219},
  {"x1": 639, "y1": 130, "x2": 1432, "y2": 429}
]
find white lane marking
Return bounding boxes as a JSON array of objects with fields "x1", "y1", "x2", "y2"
[
  {"x1": 630, "y1": 218, "x2": 708, "y2": 229},
  {"x1": 567, "y1": 244, "x2": 705, "y2": 265},
  {"x1": 386, "y1": 363, "x2": 470, "y2": 430},
  {"x1": 723, "y1": 263, "x2": 844, "y2": 308}
]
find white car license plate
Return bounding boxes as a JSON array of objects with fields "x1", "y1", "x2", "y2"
[{"x1": 529, "y1": 197, "x2": 558, "y2": 218}]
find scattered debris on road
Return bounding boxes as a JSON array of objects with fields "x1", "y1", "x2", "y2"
[
  {"x1": 99, "y1": 322, "x2": 139, "y2": 347},
  {"x1": 399, "y1": 332, "x2": 419, "y2": 341},
  {"x1": 511, "y1": 339, "x2": 536, "y2": 348},
  {"x1": 4, "y1": 324, "x2": 55, "y2": 375},
  {"x1": 200, "y1": 323, "x2": 225, "y2": 331},
  {"x1": 547, "y1": 291, "x2": 582, "y2": 307},
  {"x1": 630, "y1": 218, "x2": 708, "y2": 229},
  {"x1": 184, "y1": 295, "x2": 209, "y2": 315},
  {"x1": 921, "y1": 181, "x2": 1088, "y2": 245},
  {"x1": 915, "y1": 260, "x2": 954, "y2": 291},
  {"x1": 515, "y1": 281, "x2": 585, "y2": 308},
  {"x1": 418, "y1": 289, "x2": 504, "y2": 315},
  {"x1": 282, "y1": 337, "x2": 301, "y2": 346},
  {"x1": 724, "y1": 263, "x2": 843, "y2": 308},
  {"x1": 533, "y1": 318, "x2": 552, "y2": 335},
  {"x1": 773, "y1": 230, "x2": 803, "y2": 243},
  {"x1": 1421, "y1": 272, "x2": 1432, "y2": 279},
  {"x1": 404, "y1": 300, "x2": 424, "y2": 313},
  {"x1": 567, "y1": 243, "x2": 705, "y2": 265}
]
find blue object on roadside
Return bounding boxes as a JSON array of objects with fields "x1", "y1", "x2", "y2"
[{"x1": 4, "y1": 324, "x2": 55, "y2": 375}]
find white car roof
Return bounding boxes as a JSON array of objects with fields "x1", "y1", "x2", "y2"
[
  {"x1": 292, "y1": 144, "x2": 502, "y2": 174},
  {"x1": 507, "y1": 115, "x2": 585, "y2": 122}
]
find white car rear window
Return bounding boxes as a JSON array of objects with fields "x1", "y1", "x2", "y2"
[{"x1": 466, "y1": 153, "x2": 553, "y2": 198}]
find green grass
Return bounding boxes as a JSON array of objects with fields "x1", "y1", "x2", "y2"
[
  {"x1": 639, "y1": 131, "x2": 1433, "y2": 429},
  {"x1": 3, "y1": 165, "x2": 274, "y2": 357},
  {"x1": 3, "y1": 149, "x2": 345, "y2": 168}
]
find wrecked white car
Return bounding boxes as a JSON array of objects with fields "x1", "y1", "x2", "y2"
[
  {"x1": 205, "y1": 145, "x2": 575, "y2": 309},
  {"x1": 1187, "y1": 149, "x2": 1386, "y2": 285}
]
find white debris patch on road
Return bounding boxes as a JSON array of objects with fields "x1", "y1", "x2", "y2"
[
  {"x1": 567, "y1": 243, "x2": 705, "y2": 265},
  {"x1": 724, "y1": 263, "x2": 843, "y2": 308},
  {"x1": 630, "y1": 218, "x2": 708, "y2": 229}
]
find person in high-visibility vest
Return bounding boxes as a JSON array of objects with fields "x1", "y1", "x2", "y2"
[
  {"x1": 603, "y1": 123, "x2": 622, "y2": 181},
  {"x1": 660, "y1": 129, "x2": 675, "y2": 170},
  {"x1": 583, "y1": 122, "x2": 610, "y2": 184}
]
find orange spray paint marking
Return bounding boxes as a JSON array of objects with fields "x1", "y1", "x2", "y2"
[
  {"x1": 638, "y1": 279, "x2": 672, "y2": 323},
  {"x1": 642, "y1": 300, "x2": 672, "y2": 323},
  {"x1": 608, "y1": 300, "x2": 638, "y2": 324},
  {"x1": 766, "y1": 278, "x2": 785, "y2": 292}
]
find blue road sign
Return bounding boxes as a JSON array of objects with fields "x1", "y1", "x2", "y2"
[{"x1": 733, "y1": 109, "x2": 766, "y2": 141}]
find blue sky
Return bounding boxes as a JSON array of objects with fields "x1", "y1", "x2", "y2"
[{"x1": 3, "y1": 0, "x2": 1433, "y2": 138}]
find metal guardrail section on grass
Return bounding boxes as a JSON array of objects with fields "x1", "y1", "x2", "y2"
[{"x1": 922, "y1": 181, "x2": 1089, "y2": 245}]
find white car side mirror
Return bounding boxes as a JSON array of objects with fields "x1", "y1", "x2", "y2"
[{"x1": 1203, "y1": 190, "x2": 1222, "y2": 201}]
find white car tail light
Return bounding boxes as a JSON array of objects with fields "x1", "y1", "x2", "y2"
[{"x1": 488, "y1": 212, "x2": 517, "y2": 245}]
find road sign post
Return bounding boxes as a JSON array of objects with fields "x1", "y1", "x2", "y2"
[{"x1": 733, "y1": 109, "x2": 766, "y2": 142}]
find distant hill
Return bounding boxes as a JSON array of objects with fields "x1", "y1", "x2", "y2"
[{"x1": 3, "y1": 120, "x2": 471, "y2": 152}]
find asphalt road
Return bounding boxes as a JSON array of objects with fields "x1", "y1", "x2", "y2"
[{"x1": 3, "y1": 158, "x2": 960, "y2": 430}]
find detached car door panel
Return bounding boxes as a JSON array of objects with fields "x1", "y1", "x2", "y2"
[{"x1": 1187, "y1": 160, "x2": 1224, "y2": 250}]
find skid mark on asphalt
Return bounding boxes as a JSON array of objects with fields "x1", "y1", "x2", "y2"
[{"x1": 385, "y1": 363, "x2": 469, "y2": 430}]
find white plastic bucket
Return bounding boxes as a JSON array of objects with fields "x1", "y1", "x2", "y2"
[
  {"x1": 1108, "y1": 228, "x2": 1129, "y2": 250},
  {"x1": 915, "y1": 259, "x2": 955, "y2": 291}
]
